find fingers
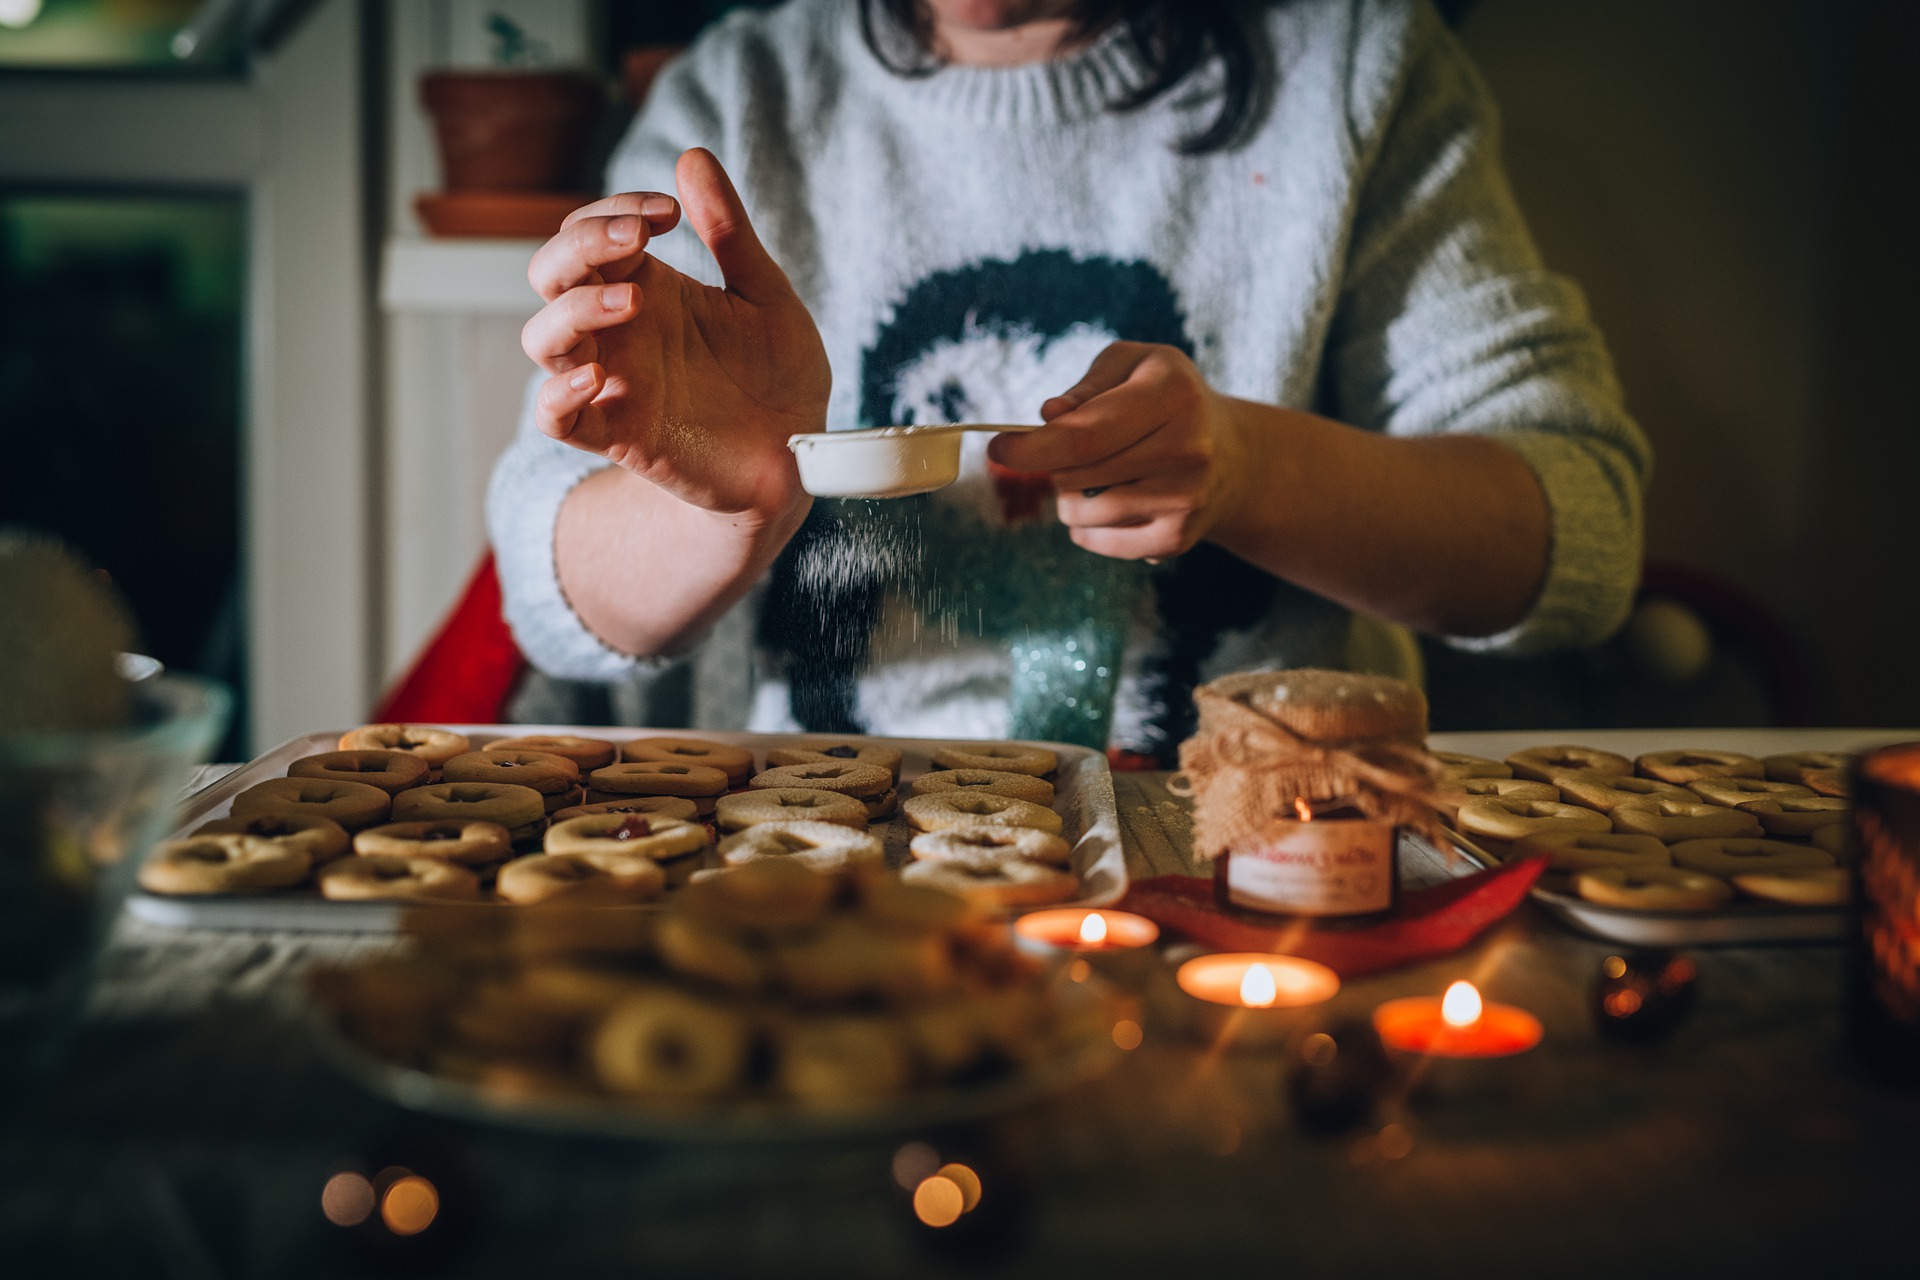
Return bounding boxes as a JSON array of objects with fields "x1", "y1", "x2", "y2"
[
  {"x1": 995, "y1": 339, "x2": 1218, "y2": 564},
  {"x1": 529, "y1": 193, "x2": 680, "y2": 301},
  {"x1": 1038, "y1": 342, "x2": 1151, "y2": 421},
  {"x1": 534, "y1": 364, "x2": 606, "y2": 446},
  {"x1": 1053, "y1": 471, "x2": 1205, "y2": 531},
  {"x1": 675, "y1": 147, "x2": 793, "y2": 304},
  {"x1": 1045, "y1": 440, "x2": 1169, "y2": 496},
  {"x1": 559, "y1": 191, "x2": 680, "y2": 234},
  {"x1": 521, "y1": 282, "x2": 640, "y2": 372},
  {"x1": 1059, "y1": 474, "x2": 1205, "y2": 559},
  {"x1": 994, "y1": 343, "x2": 1199, "y2": 473},
  {"x1": 990, "y1": 381, "x2": 1168, "y2": 473},
  {"x1": 1069, "y1": 518, "x2": 1191, "y2": 562}
]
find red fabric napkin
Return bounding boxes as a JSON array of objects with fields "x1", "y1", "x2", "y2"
[
  {"x1": 373, "y1": 552, "x2": 527, "y2": 724},
  {"x1": 988, "y1": 458, "x2": 1054, "y2": 523},
  {"x1": 1116, "y1": 856, "x2": 1547, "y2": 979}
]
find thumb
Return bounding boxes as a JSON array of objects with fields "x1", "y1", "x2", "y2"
[
  {"x1": 1039, "y1": 342, "x2": 1149, "y2": 421},
  {"x1": 675, "y1": 147, "x2": 789, "y2": 303}
]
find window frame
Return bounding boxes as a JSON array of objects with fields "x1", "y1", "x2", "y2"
[{"x1": 0, "y1": 0, "x2": 375, "y2": 752}]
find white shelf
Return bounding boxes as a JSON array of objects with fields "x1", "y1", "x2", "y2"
[{"x1": 380, "y1": 238, "x2": 541, "y2": 314}]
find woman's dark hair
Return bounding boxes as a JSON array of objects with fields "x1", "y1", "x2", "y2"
[{"x1": 858, "y1": 1, "x2": 1260, "y2": 155}]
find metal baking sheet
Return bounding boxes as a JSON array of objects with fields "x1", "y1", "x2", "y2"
[{"x1": 128, "y1": 725, "x2": 1124, "y2": 932}]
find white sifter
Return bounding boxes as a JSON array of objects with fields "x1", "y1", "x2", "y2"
[{"x1": 788, "y1": 423, "x2": 1042, "y2": 499}]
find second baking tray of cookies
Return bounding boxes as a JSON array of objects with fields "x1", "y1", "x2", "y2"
[
  {"x1": 130, "y1": 724, "x2": 1124, "y2": 932},
  {"x1": 1433, "y1": 739, "x2": 1858, "y2": 946}
]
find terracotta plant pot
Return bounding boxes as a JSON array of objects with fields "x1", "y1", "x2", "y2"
[
  {"x1": 622, "y1": 45, "x2": 684, "y2": 107},
  {"x1": 414, "y1": 191, "x2": 595, "y2": 239},
  {"x1": 420, "y1": 70, "x2": 604, "y2": 192}
]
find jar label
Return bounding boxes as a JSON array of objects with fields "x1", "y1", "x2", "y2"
[{"x1": 1225, "y1": 821, "x2": 1395, "y2": 916}]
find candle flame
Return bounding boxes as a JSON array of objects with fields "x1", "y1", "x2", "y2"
[
  {"x1": 1079, "y1": 912, "x2": 1108, "y2": 945},
  {"x1": 1294, "y1": 797, "x2": 1313, "y2": 822},
  {"x1": 1239, "y1": 963, "x2": 1279, "y2": 1007},
  {"x1": 1441, "y1": 981, "x2": 1482, "y2": 1027}
]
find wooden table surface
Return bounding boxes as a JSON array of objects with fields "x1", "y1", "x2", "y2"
[{"x1": 4, "y1": 733, "x2": 1918, "y2": 1277}]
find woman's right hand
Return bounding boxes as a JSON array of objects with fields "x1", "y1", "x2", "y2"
[{"x1": 522, "y1": 147, "x2": 829, "y2": 524}]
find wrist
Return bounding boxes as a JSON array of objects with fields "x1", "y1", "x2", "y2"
[
  {"x1": 557, "y1": 466, "x2": 809, "y2": 661},
  {"x1": 1205, "y1": 398, "x2": 1326, "y2": 561},
  {"x1": 1204, "y1": 395, "x2": 1264, "y2": 546},
  {"x1": 693, "y1": 484, "x2": 813, "y2": 559}
]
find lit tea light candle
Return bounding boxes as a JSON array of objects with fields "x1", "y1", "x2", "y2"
[
  {"x1": 1175, "y1": 953, "x2": 1341, "y2": 1009},
  {"x1": 1373, "y1": 981, "x2": 1543, "y2": 1058},
  {"x1": 1015, "y1": 908, "x2": 1162, "y2": 991},
  {"x1": 1014, "y1": 909, "x2": 1159, "y2": 952}
]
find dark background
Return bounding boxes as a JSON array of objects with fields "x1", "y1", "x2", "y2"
[
  {"x1": 4, "y1": 0, "x2": 1915, "y2": 737},
  {"x1": 1432, "y1": 0, "x2": 1920, "y2": 729}
]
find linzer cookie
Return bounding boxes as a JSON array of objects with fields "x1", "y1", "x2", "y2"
[
  {"x1": 484, "y1": 735, "x2": 618, "y2": 772},
  {"x1": 621, "y1": 737, "x2": 756, "y2": 787},
  {"x1": 1433, "y1": 777, "x2": 1556, "y2": 822},
  {"x1": 766, "y1": 741, "x2": 904, "y2": 781},
  {"x1": 588, "y1": 762, "x2": 731, "y2": 816},
  {"x1": 748, "y1": 761, "x2": 896, "y2": 821}
]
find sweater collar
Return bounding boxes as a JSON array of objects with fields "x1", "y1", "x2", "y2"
[{"x1": 844, "y1": 6, "x2": 1156, "y2": 126}]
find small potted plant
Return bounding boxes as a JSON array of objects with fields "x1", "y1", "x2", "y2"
[{"x1": 417, "y1": 13, "x2": 605, "y2": 237}]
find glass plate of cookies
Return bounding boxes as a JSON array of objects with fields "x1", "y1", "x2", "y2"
[
  {"x1": 1424, "y1": 729, "x2": 1900, "y2": 947},
  {"x1": 305, "y1": 861, "x2": 1130, "y2": 1142},
  {"x1": 127, "y1": 724, "x2": 1124, "y2": 932}
]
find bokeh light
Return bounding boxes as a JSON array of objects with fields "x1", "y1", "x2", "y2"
[
  {"x1": 913, "y1": 1175, "x2": 965, "y2": 1228},
  {"x1": 1660, "y1": 957, "x2": 1697, "y2": 991},
  {"x1": 380, "y1": 1174, "x2": 440, "y2": 1236},
  {"x1": 936, "y1": 1163, "x2": 982, "y2": 1213},
  {"x1": 1111, "y1": 1019, "x2": 1143, "y2": 1050},
  {"x1": 0, "y1": 0, "x2": 43, "y2": 31},
  {"x1": 1300, "y1": 1031, "x2": 1337, "y2": 1068},
  {"x1": 891, "y1": 1141, "x2": 940, "y2": 1191},
  {"x1": 320, "y1": 1171, "x2": 375, "y2": 1227}
]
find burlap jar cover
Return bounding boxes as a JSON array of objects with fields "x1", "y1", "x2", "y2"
[{"x1": 1173, "y1": 669, "x2": 1443, "y2": 861}]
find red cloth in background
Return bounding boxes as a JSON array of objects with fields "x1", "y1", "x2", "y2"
[
  {"x1": 1117, "y1": 856, "x2": 1546, "y2": 979},
  {"x1": 988, "y1": 458, "x2": 1054, "y2": 524},
  {"x1": 372, "y1": 553, "x2": 525, "y2": 724}
]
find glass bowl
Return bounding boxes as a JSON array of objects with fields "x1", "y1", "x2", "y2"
[{"x1": 0, "y1": 672, "x2": 229, "y2": 1081}]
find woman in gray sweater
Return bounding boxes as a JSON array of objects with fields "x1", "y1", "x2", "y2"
[{"x1": 488, "y1": 0, "x2": 1649, "y2": 758}]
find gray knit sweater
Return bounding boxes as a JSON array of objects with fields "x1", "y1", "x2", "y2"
[{"x1": 486, "y1": 0, "x2": 1649, "y2": 756}]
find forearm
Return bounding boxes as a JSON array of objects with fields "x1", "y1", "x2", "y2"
[
  {"x1": 555, "y1": 467, "x2": 809, "y2": 659},
  {"x1": 1209, "y1": 400, "x2": 1550, "y2": 638}
]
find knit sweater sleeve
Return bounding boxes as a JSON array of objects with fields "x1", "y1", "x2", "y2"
[
  {"x1": 1325, "y1": 0, "x2": 1651, "y2": 653},
  {"x1": 485, "y1": 42, "x2": 735, "y2": 682}
]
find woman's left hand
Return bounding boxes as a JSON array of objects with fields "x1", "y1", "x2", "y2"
[{"x1": 987, "y1": 341, "x2": 1250, "y2": 561}]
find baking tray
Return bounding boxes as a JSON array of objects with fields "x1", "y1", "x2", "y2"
[
  {"x1": 1440, "y1": 827, "x2": 1844, "y2": 947},
  {"x1": 1421, "y1": 729, "x2": 1910, "y2": 947},
  {"x1": 128, "y1": 725, "x2": 1124, "y2": 932}
]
